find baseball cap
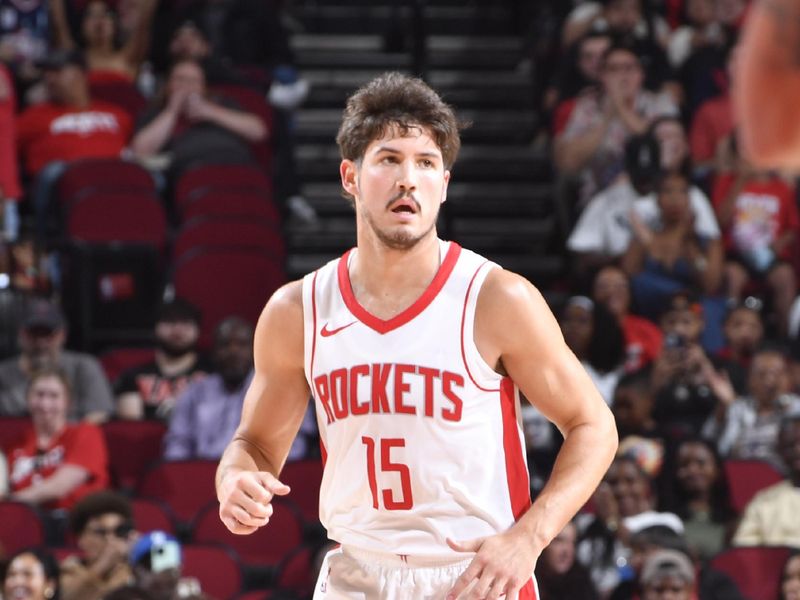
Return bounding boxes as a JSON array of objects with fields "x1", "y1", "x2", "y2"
[
  {"x1": 36, "y1": 49, "x2": 87, "y2": 71},
  {"x1": 640, "y1": 549, "x2": 695, "y2": 586},
  {"x1": 130, "y1": 531, "x2": 182, "y2": 573},
  {"x1": 23, "y1": 299, "x2": 65, "y2": 331}
]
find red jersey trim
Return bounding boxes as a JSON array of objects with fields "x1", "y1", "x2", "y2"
[
  {"x1": 310, "y1": 270, "x2": 319, "y2": 381},
  {"x1": 336, "y1": 242, "x2": 462, "y2": 335},
  {"x1": 520, "y1": 577, "x2": 538, "y2": 600},
  {"x1": 500, "y1": 378, "x2": 531, "y2": 521},
  {"x1": 460, "y1": 260, "x2": 499, "y2": 393}
]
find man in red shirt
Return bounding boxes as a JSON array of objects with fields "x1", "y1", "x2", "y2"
[{"x1": 16, "y1": 49, "x2": 132, "y2": 178}]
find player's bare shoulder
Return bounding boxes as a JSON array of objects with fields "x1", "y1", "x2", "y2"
[{"x1": 254, "y1": 279, "x2": 305, "y2": 368}]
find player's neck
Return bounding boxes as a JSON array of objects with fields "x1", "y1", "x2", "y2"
[{"x1": 349, "y1": 234, "x2": 442, "y2": 313}]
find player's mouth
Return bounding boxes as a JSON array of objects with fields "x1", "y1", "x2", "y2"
[{"x1": 389, "y1": 197, "x2": 419, "y2": 214}]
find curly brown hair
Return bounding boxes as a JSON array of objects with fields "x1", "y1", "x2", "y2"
[{"x1": 336, "y1": 72, "x2": 463, "y2": 175}]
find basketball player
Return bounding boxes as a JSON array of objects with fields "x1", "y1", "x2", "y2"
[
  {"x1": 216, "y1": 73, "x2": 618, "y2": 600},
  {"x1": 735, "y1": 0, "x2": 800, "y2": 168}
]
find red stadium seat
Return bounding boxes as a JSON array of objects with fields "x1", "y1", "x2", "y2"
[
  {"x1": 175, "y1": 163, "x2": 272, "y2": 210},
  {"x1": 89, "y1": 80, "x2": 147, "y2": 121},
  {"x1": 131, "y1": 498, "x2": 176, "y2": 534},
  {"x1": 279, "y1": 459, "x2": 323, "y2": 525},
  {"x1": 137, "y1": 460, "x2": 219, "y2": 526},
  {"x1": 98, "y1": 346, "x2": 155, "y2": 383},
  {"x1": 66, "y1": 190, "x2": 168, "y2": 253},
  {"x1": 192, "y1": 499, "x2": 303, "y2": 568},
  {"x1": 172, "y1": 248, "x2": 286, "y2": 348},
  {"x1": 172, "y1": 217, "x2": 285, "y2": 263},
  {"x1": 57, "y1": 159, "x2": 156, "y2": 209},
  {"x1": 709, "y1": 546, "x2": 791, "y2": 600},
  {"x1": 182, "y1": 543, "x2": 243, "y2": 600},
  {"x1": 0, "y1": 416, "x2": 28, "y2": 452},
  {"x1": 102, "y1": 420, "x2": 167, "y2": 491},
  {"x1": 179, "y1": 191, "x2": 279, "y2": 224},
  {"x1": 723, "y1": 460, "x2": 784, "y2": 514},
  {"x1": 0, "y1": 501, "x2": 46, "y2": 556},
  {"x1": 274, "y1": 544, "x2": 316, "y2": 598}
]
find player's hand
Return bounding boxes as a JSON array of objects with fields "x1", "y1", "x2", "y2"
[
  {"x1": 445, "y1": 528, "x2": 540, "y2": 600},
  {"x1": 218, "y1": 470, "x2": 290, "y2": 535}
]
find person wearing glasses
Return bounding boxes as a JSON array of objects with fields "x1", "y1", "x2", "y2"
[{"x1": 61, "y1": 491, "x2": 137, "y2": 600}]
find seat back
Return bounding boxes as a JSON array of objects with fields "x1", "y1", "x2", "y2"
[
  {"x1": 67, "y1": 190, "x2": 168, "y2": 253},
  {"x1": 131, "y1": 498, "x2": 176, "y2": 534},
  {"x1": 89, "y1": 81, "x2": 147, "y2": 121},
  {"x1": 709, "y1": 546, "x2": 791, "y2": 600},
  {"x1": 182, "y1": 543, "x2": 243, "y2": 600},
  {"x1": 57, "y1": 159, "x2": 156, "y2": 209},
  {"x1": 279, "y1": 459, "x2": 323, "y2": 525},
  {"x1": 137, "y1": 460, "x2": 219, "y2": 526},
  {"x1": 98, "y1": 347, "x2": 156, "y2": 384},
  {"x1": 172, "y1": 248, "x2": 286, "y2": 348},
  {"x1": 179, "y1": 191, "x2": 279, "y2": 225},
  {"x1": 0, "y1": 416, "x2": 29, "y2": 452},
  {"x1": 192, "y1": 500, "x2": 303, "y2": 567},
  {"x1": 172, "y1": 217, "x2": 285, "y2": 263},
  {"x1": 0, "y1": 501, "x2": 45, "y2": 556},
  {"x1": 723, "y1": 460, "x2": 785, "y2": 514},
  {"x1": 175, "y1": 164, "x2": 272, "y2": 210},
  {"x1": 102, "y1": 420, "x2": 167, "y2": 491}
]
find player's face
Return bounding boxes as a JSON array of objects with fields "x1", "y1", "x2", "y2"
[{"x1": 342, "y1": 125, "x2": 450, "y2": 250}]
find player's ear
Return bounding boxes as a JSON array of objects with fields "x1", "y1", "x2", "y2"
[
  {"x1": 440, "y1": 169, "x2": 451, "y2": 205},
  {"x1": 340, "y1": 159, "x2": 359, "y2": 197}
]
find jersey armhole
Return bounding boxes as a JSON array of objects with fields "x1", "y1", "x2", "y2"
[
  {"x1": 461, "y1": 262, "x2": 504, "y2": 391},
  {"x1": 301, "y1": 270, "x2": 318, "y2": 386}
]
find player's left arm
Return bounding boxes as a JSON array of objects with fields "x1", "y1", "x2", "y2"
[{"x1": 447, "y1": 268, "x2": 617, "y2": 600}]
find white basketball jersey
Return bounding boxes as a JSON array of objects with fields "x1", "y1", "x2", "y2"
[{"x1": 301, "y1": 239, "x2": 531, "y2": 556}]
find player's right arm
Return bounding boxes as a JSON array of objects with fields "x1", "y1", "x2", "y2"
[
  {"x1": 735, "y1": 0, "x2": 800, "y2": 168},
  {"x1": 215, "y1": 280, "x2": 311, "y2": 535}
]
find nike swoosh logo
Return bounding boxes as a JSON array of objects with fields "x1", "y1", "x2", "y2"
[{"x1": 320, "y1": 321, "x2": 357, "y2": 337}]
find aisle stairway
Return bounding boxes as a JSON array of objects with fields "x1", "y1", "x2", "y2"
[{"x1": 286, "y1": 0, "x2": 564, "y2": 285}]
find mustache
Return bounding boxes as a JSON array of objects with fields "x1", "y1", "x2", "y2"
[{"x1": 385, "y1": 191, "x2": 421, "y2": 211}]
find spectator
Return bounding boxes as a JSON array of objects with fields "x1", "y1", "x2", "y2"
[
  {"x1": 592, "y1": 265, "x2": 663, "y2": 371},
  {"x1": 689, "y1": 49, "x2": 736, "y2": 173},
  {"x1": 612, "y1": 366, "x2": 663, "y2": 441},
  {"x1": 49, "y1": 0, "x2": 158, "y2": 83},
  {"x1": 576, "y1": 454, "x2": 672, "y2": 595},
  {"x1": 115, "y1": 299, "x2": 211, "y2": 421},
  {"x1": 554, "y1": 42, "x2": 677, "y2": 207},
  {"x1": 703, "y1": 346, "x2": 800, "y2": 465},
  {"x1": 610, "y1": 524, "x2": 744, "y2": 600},
  {"x1": 0, "y1": 0, "x2": 49, "y2": 74},
  {"x1": 0, "y1": 62, "x2": 22, "y2": 242},
  {"x1": 2, "y1": 366, "x2": 109, "y2": 511},
  {"x1": 782, "y1": 552, "x2": 800, "y2": 600},
  {"x1": 713, "y1": 135, "x2": 799, "y2": 338},
  {"x1": 129, "y1": 531, "x2": 210, "y2": 600},
  {"x1": 732, "y1": 413, "x2": 800, "y2": 546},
  {"x1": 559, "y1": 295, "x2": 626, "y2": 404},
  {"x1": 659, "y1": 437, "x2": 735, "y2": 561},
  {"x1": 667, "y1": 0, "x2": 724, "y2": 69},
  {"x1": 650, "y1": 291, "x2": 720, "y2": 439},
  {"x1": 60, "y1": 491, "x2": 135, "y2": 600},
  {"x1": 547, "y1": 31, "x2": 613, "y2": 136},
  {"x1": 3, "y1": 548, "x2": 60, "y2": 600},
  {"x1": 622, "y1": 171, "x2": 724, "y2": 314},
  {"x1": 130, "y1": 58, "x2": 267, "y2": 180},
  {"x1": 0, "y1": 298, "x2": 114, "y2": 422},
  {"x1": 162, "y1": 316, "x2": 253, "y2": 461},
  {"x1": 562, "y1": 0, "x2": 670, "y2": 52},
  {"x1": 16, "y1": 48, "x2": 133, "y2": 179},
  {"x1": 568, "y1": 127, "x2": 720, "y2": 274},
  {"x1": 639, "y1": 549, "x2": 695, "y2": 600},
  {"x1": 715, "y1": 298, "x2": 765, "y2": 394},
  {"x1": 535, "y1": 520, "x2": 599, "y2": 600}
]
